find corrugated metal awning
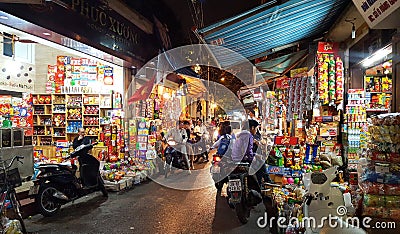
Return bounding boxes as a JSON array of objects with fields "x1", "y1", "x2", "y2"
[{"x1": 198, "y1": 0, "x2": 348, "y2": 60}]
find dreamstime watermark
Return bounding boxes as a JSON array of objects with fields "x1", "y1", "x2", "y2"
[{"x1": 257, "y1": 206, "x2": 397, "y2": 230}]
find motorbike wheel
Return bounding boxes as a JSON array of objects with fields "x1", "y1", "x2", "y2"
[
  {"x1": 36, "y1": 183, "x2": 62, "y2": 217},
  {"x1": 235, "y1": 200, "x2": 250, "y2": 224},
  {"x1": 98, "y1": 176, "x2": 108, "y2": 197}
]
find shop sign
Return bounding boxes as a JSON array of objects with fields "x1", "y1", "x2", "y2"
[
  {"x1": 267, "y1": 165, "x2": 285, "y2": 175},
  {"x1": 274, "y1": 136, "x2": 299, "y2": 145},
  {"x1": 290, "y1": 67, "x2": 308, "y2": 78},
  {"x1": 275, "y1": 77, "x2": 289, "y2": 89},
  {"x1": 353, "y1": 0, "x2": 400, "y2": 28},
  {"x1": 317, "y1": 42, "x2": 339, "y2": 54},
  {"x1": 0, "y1": 0, "x2": 158, "y2": 63}
]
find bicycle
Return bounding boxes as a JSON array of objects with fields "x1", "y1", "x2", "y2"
[{"x1": 0, "y1": 155, "x2": 27, "y2": 234}]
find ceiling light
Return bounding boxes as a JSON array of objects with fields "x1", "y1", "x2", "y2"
[
  {"x1": 351, "y1": 24, "x2": 356, "y2": 39},
  {"x1": 220, "y1": 77, "x2": 225, "y2": 81},
  {"x1": 42, "y1": 32, "x2": 51, "y2": 36},
  {"x1": 345, "y1": 18, "x2": 356, "y2": 40},
  {"x1": 362, "y1": 45, "x2": 392, "y2": 67},
  {"x1": 0, "y1": 16, "x2": 8, "y2": 20}
]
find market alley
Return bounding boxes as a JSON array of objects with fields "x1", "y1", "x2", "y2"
[{"x1": 24, "y1": 169, "x2": 269, "y2": 234}]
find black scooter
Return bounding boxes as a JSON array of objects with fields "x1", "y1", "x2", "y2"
[
  {"x1": 226, "y1": 162, "x2": 263, "y2": 224},
  {"x1": 29, "y1": 142, "x2": 108, "y2": 217},
  {"x1": 164, "y1": 140, "x2": 189, "y2": 178}
]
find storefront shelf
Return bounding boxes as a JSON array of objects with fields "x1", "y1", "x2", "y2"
[
  {"x1": 67, "y1": 106, "x2": 82, "y2": 108},
  {"x1": 100, "y1": 106, "x2": 112, "y2": 108},
  {"x1": 367, "y1": 92, "x2": 392, "y2": 94},
  {"x1": 34, "y1": 135, "x2": 51, "y2": 137},
  {"x1": 53, "y1": 112, "x2": 66, "y2": 114},
  {"x1": 366, "y1": 109, "x2": 389, "y2": 112},
  {"x1": 83, "y1": 114, "x2": 99, "y2": 115},
  {"x1": 84, "y1": 104, "x2": 100, "y2": 105},
  {"x1": 67, "y1": 119, "x2": 82, "y2": 121},
  {"x1": 53, "y1": 127, "x2": 66, "y2": 128},
  {"x1": 84, "y1": 125, "x2": 99, "y2": 127},
  {"x1": 33, "y1": 104, "x2": 52, "y2": 106},
  {"x1": 53, "y1": 103, "x2": 66, "y2": 105}
]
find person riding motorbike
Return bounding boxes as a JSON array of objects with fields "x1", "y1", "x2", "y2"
[
  {"x1": 164, "y1": 121, "x2": 191, "y2": 174},
  {"x1": 231, "y1": 120, "x2": 273, "y2": 186},
  {"x1": 193, "y1": 119, "x2": 209, "y2": 162},
  {"x1": 211, "y1": 125, "x2": 235, "y2": 157},
  {"x1": 72, "y1": 127, "x2": 100, "y2": 187}
]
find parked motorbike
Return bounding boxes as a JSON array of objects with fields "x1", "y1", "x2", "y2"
[
  {"x1": 164, "y1": 140, "x2": 189, "y2": 178},
  {"x1": 191, "y1": 132, "x2": 209, "y2": 162},
  {"x1": 226, "y1": 162, "x2": 263, "y2": 224},
  {"x1": 29, "y1": 142, "x2": 108, "y2": 217}
]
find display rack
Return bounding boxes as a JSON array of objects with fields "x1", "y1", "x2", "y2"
[
  {"x1": 364, "y1": 60, "x2": 392, "y2": 113},
  {"x1": 32, "y1": 92, "x2": 114, "y2": 145},
  {"x1": 344, "y1": 89, "x2": 368, "y2": 170}
]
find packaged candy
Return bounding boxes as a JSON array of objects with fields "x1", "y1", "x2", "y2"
[
  {"x1": 385, "y1": 196, "x2": 400, "y2": 208},
  {"x1": 364, "y1": 195, "x2": 385, "y2": 207},
  {"x1": 388, "y1": 208, "x2": 400, "y2": 220},
  {"x1": 385, "y1": 184, "x2": 400, "y2": 196},
  {"x1": 385, "y1": 173, "x2": 400, "y2": 185},
  {"x1": 362, "y1": 206, "x2": 384, "y2": 218},
  {"x1": 361, "y1": 182, "x2": 385, "y2": 195},
  {"x1": 388, "y1": 153, "x2": 400, "y2": 163}
]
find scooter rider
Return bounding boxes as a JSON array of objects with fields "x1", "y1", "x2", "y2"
[
  {"x1": 194, "y1": 119, "x2": 209, "y2": 162},
  {"x1": 231, "y1": 119, "x2": 272, "y2": 185},
  {"x1": 164, "y1": 121, "x2": 191, "y2": 174}
]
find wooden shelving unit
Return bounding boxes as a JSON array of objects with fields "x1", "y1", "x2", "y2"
[{"x1": 32, "y1": 92, "x2": 115, "y2": 145}]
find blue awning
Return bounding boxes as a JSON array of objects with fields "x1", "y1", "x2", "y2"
[
  {"x1": 256, "y1": 49, "x2": 308, "y2": 77},
  {"x1": 198, "y1": 0, "x2": 348, "y2": 60}
]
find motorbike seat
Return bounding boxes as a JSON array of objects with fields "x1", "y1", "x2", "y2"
[{"x1": 59, "y1": 164, "x2": 78, "y2": 174}]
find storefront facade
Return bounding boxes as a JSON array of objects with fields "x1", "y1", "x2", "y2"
[{"x1": 0, "y1": 0, "x2": 162, "y2": 177}]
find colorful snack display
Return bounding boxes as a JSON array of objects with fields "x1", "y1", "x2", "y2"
[
  {"x1": 328, "y1": 54, "x2": 336, "y2": 103},
  {"x1": 362, "y1": 206, "x2": 384, "y2": 218},
  {"x1": 335, "y1": 57, "x2": 344, "y2": 101},
  {"x1": 363, "y1": 194, "x2": 385, "y2": 207}
]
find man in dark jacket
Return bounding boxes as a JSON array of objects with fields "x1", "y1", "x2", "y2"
[
  {"x1": 73, "y1": 128, "x2": 91, "y2": 151},
  {"x1": 72, "y1": 128, "x2": 99, "y2": 186}
]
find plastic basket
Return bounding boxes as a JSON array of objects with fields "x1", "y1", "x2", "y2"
[{"x1": 0, "y1": 168, "x2": 22, "y2": 190}]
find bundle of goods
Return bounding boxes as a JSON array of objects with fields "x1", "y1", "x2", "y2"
[
  {"x1": 359, "y1": 113, "x2": 400, "y2": 220},
  {"x1": 317, "y1": 54, "x2": 344, "y2": 105}
]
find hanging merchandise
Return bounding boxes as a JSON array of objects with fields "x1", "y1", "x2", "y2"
[
  {"x1": 317, "y1": 53, "x2": 329, "y2": 105},
  {"x1": 316, "y1": 42, "x2": 343, "y2": 107},
  {"x1": 328, "y1": 54, "x2": 336, "y2": 104},
  {"x1": 360, "y1": 113, "x2": 400, "y2": 221},
  {"x1": 264, "y1": 91, "x2": 277, "y2": 132},
  {"x1": 335, "y1": 57, "x2": 344, "y2": 101}
]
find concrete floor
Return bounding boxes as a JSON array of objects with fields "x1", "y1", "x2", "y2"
[{"x1": 24, "y1": 163, "x2": 271, "y2": 234}]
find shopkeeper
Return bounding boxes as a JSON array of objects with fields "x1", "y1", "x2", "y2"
[{"x1": 73, "y1": 127, "x2": 91, "y2": 150}]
